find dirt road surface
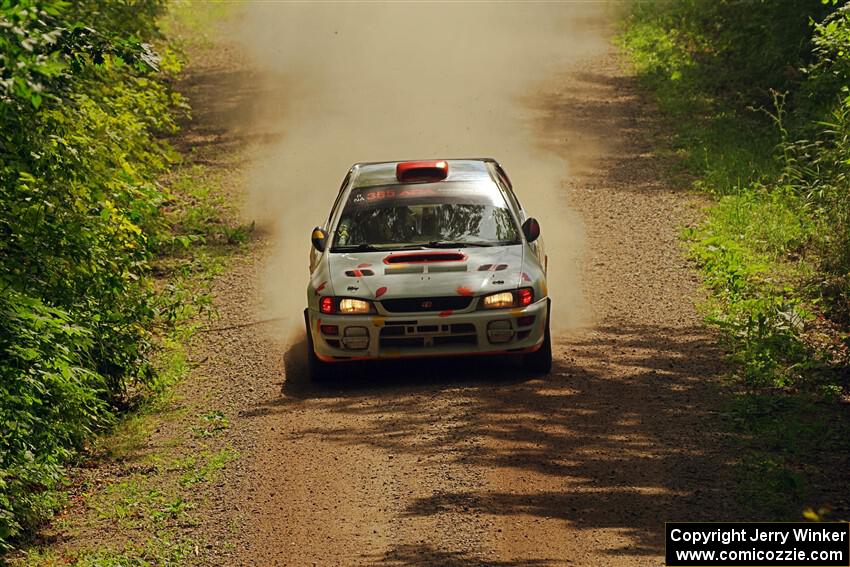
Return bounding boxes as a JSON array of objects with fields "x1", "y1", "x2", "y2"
[{"x1": 187, "y1": 4, "x2": 739, "y2": 565}]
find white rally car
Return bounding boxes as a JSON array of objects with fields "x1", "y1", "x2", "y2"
[{"x1": 305, "y1": 158, "x2": 551, "y2": 381}]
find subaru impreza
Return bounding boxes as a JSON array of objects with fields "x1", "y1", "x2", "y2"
[{"x1": 304, "y1": 158, "x2": 551, "y2": 380}]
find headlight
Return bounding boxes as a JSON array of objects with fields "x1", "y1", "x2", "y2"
[
  {"x1": 338, "y1": 298, "x2": 371, "y2": 314},
  {"x1": 482, "y1": 291, "x2": 515, "y2": 309},
  {"x1": 481, "y1": 287, "x2": 534, "y2": 309},
  {"x1": 320, "y1": 296, "x2": 373, "y2": 315}
]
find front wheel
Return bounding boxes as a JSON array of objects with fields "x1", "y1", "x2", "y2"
[
  {"x1": 306, "y1": 340, "x2": 333, "y2": 383},
  {"x1": 523, "y1": 309, "x2": 552, "y2": 375},
  {"x1": 304, "y1": 313, "x2": 333, "y2": 382}
]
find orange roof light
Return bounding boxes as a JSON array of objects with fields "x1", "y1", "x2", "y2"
[{"x1": 396, "y1": 160, "x2": 449, "y2": 183}]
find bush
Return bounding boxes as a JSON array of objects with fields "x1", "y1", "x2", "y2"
[
  {"x1": 0, "y1": 0, "x2": 181, "y2": 548},
  {"x1": 621, "y1": 0, "x2": 850, "y2": 518},
  {"x1": 621, "y1": 0, "x2": 850, "y2": 389},
  {"x1": 0, "y1": 289, "x2": 111, "y2": 542},
  {"x1": 623, "y1": 0, "x2": 832, "y2": 107}
]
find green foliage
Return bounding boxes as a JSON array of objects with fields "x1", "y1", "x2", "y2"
[
  {"x1": 620, "y1": 3, "x2": 782, "y2": 195},
  {"x1": 192, "y1": 410, "x2": 229, "y2": 439},
  {"x1": 0, "y1": 288, "x2": 109, "y2": 542},
  {"x1": 0, "y1": 0, "x2": 188, "y2": 550},
  {"x1": 621, "y1": 0, "x2": 850, "y2": 390},
  {"x1": 18, "y1": 538, "x2": 194, "y2": 567},
  {"x1": 621, "y1": 0, "x2": 850, "y2": 517},
  {"x1": 686, "y1": 187, "x2": 821, "y2": 390},
  {"x1": 177, "y1": 447, "x2": 234, "y2": 486},
  {"x1": 728, "y1": 393, "x2": 849, "y2": 517},
  {"x1": 622, "y1": 0, "x2": 832, "y2": 106}
]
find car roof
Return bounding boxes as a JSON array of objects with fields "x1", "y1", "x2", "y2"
[{"x1": 350, "y1": 158, "x2": 497, "y2": 189}]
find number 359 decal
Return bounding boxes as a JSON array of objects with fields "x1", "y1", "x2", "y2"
[{"x1": 364, "y1": 187, "x2": 435, "y2": 201}]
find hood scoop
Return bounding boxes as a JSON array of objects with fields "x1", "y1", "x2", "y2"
[
  {"x1": 384, "y1": 251, "x2": 466, "y2": 264},
  {"x1": 384, "y1": 262, "x2": 467, "y2": 275},
  {"x1": 385, "y1": 264, "x2": 425, "y2": 275},
  {"x1": 428, "y1": 264, "x2": 467, "y2": 273}
]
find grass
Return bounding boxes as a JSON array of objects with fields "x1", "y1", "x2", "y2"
[
  {"x1": 728, "y1": 394, "x2": 849, "y2": 518},
  {"x1": 191, "y1": 410, "x2": 230, "y2": 439},
  {"x1": 620, "y1": 6, "x2": 780, "y2": 197},
  {"x1": 161, "y1": 0, "x2": 237, "y2": 53},
  {"x1": 18, "y1": 538, "x2": 194, "y2": 567},
  {"x1": 178, "y1": 448, "x2": 236, "y2": 487},
  {"x1": 12, "y1": 391, "x2": 240, "y2": 566},
  {"x1": 619, "y1": 7, "x2": 849, "y2": 520},
  {"x1": 685, "y1": 186, "x2": 833, "y2": 517}
]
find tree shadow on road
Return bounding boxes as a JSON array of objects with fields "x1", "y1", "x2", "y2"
[
  {"x1": 244, "y1": 321, "x2": 739, "y2": 563},
  {"x1": 280, "y1": 335, "x2": 539, "y2": 401},
  {"x1": 368, "y1": 543, "x2": 555, "y2": 567}
]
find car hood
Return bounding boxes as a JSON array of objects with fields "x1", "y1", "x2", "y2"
[{"x1": 327, "y1": 245, "x2": 526, "y2": 300}]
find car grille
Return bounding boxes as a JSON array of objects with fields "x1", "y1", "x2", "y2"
[
  {"x1": 379, "y1": 322, "x2": 477, "y2": 350},
  {"x1": 380, "y1": 296, "x2": 473, "y2": 313}
]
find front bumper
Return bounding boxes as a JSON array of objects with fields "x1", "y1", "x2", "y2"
[{"x1": 306, "y1": 298, "x2": 549, "y2": 362}]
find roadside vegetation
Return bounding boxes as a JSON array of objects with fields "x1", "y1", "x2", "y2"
[
  {"x1": 620, "y1": 0, "x2": 850, "y2": 518},
  {"x1": 1, "y1": 0, "x2": 244, "y2": 558}
]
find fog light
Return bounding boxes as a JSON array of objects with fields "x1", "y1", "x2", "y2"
[
  {"x1": 320, "y1": 325, "x2": 339, "y2": 335},
  {"x1": 517, "y1": 316, "x2": 535, "y2": 327},
  {"x1": 487, "y1": 320, "x2": 514, "y2": 344},
  {"x1": 342, "y1": 326, "x2": 369, "y2": 350}
]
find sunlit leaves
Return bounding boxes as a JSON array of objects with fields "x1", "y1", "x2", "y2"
[{"x1": 0, "y1": 0, "x2": 177, "y2": 551}]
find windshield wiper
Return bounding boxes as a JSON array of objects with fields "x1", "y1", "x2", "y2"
[
  {"x1": 426, "y1": 240, "x2": 496, "y2": 248},
  {"x1": 332, "y1": 243, "x2": 381, "y2": 252},
  {"x1": 333, "y1": 241, "x2": 514, "y2": 252},
  {"x1": 393, "y1": 244, "x2": 428, "y2": 250}
]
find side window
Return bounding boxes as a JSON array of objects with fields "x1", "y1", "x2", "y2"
[
  {"x1": 327, "y1": 170, "x2": 352, "y2": 227},
  {"x1": 503, "y1": 184, "x2": 523, "y2": 218},
  {"x1": 494, "y1": 167, "x2": 525, "y2": 221},
  {"x1": 494, "y1": 163, "x2": 512, "y2": 190}
]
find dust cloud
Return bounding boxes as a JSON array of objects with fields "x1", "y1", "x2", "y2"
[{"x1": 232, "y1": 2, "x2": 612, "y2": 339}]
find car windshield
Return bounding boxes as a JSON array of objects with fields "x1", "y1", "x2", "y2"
[{"x1": 331, "y1": 181, "x2": 520, "y2": 251}]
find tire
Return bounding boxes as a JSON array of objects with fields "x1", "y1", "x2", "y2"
[
  {"x1": 523, "y1": 303, "x2": 552, "y2": 375},
  {"x1": 304, "y1": 311, "x2": 333, "y2": 383}
]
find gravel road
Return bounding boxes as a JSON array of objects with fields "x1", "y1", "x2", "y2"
[{"x1": 186, "y1": 4, "x2": 740, "y2": 565}]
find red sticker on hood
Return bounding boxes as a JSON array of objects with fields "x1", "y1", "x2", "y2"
[{"x1": 375, "y1": 286, "x2": 387, "y2": 298}]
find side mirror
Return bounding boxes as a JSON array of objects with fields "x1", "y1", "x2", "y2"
[
  {"x1": 311, "y1": 227, "x2": 327, "y2": 252},
  {"x1": 522, "y1": 218, "x2": 540, "y2": 243}
]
